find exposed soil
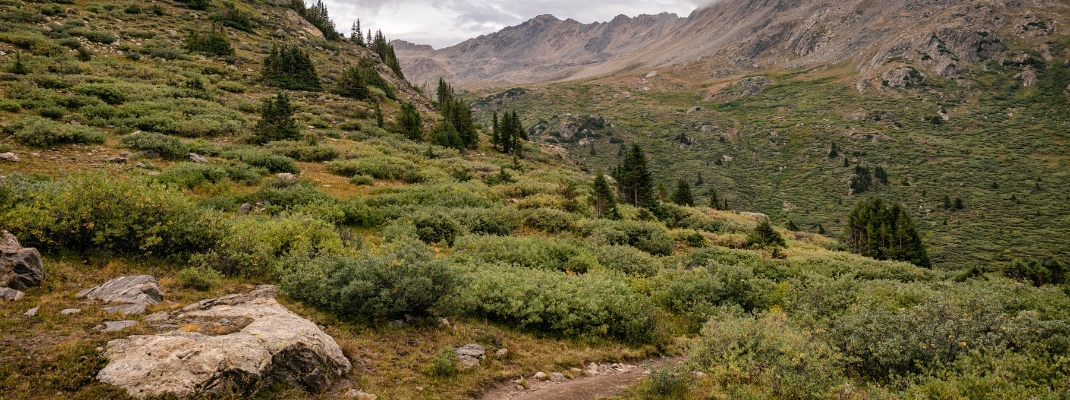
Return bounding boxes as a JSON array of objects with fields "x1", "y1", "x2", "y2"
[{"x1": 480, "y1": 357, "x2": 677, "y2": 400}]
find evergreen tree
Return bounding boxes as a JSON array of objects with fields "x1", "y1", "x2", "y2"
[
  {"x1": 954, "y1": 197, "x2": 964, "y2": 210},
  {"x1": 617, "y1": 143, "x2": 625, "y2": 157},
  {"x1": 253, "y1": 92, "x2": 300, "y2": 143},
  {"x1": 875, "y1": 165, "x2": 889, "y2": 185},
  {"x1": 709, "y1": 189, "x2": 720, "y2": 210},
  {"x1": 293, "y1": 0, "x2": 341, "y2": 41},
  {"x1": 371, "y1": 30, "x2": 404, "y2": 79},
  {"x1": 844, "y1": 197, "x2": 930, "y2": 267},
  {"x1": 374, "y1": 102, "x2": 384, "y2": 128},
  {"x1": 785, "y1": 219, "x2": 800, "y2": 231},
  {"x1": 497, "y1": 111, "x2": 525, "y2": 155},
  {"x1": 817, "y1": 224, "x2": 826, "y2": 234},
  {"x1": 397, "y1": 102, "x2": 422, "y2": 141},
  {"x1": 746, "y1": 220, "x2": 785, "y2": 248},
  {"x1": 262, "y1": 45, "x2": 322, "y2": 91},
  {"x1": 671, "y1": 179, "x2": 695, "y2": 206},
  {"x1": 491, "y1": 111, "x2": 500, "y2": 150},
  {"x1": 350, "y1": 20, "x2": 365, "y2": 46},
  {"x1": 354, "y1": 58, "x2": 395, "y2": 100},
  {"x1": 334, "y1": 65, "x2": 369, "y2": 100},
  {"x1": 943, "y1": 194, "x2": 953, "y2": 210},
  {"x1": 436, "y1": 78, "x2": 453, "y2": 109},
  {"x1": 696, "y1": 172, "x2": 704, "y2": 186},
  {"x1": 829, "y1": 142, "x2": 839, "y2": 158},
  {"x1": 843, "y1": 157, "x2": 849, "y2": 168},
  {"x1": 589, "y1": 143, "x2": 597, "y2": 156},
  {"x1": 616, "y1": 144, "x2": 655, "y2": 208},
  {"x1": 592, "y1": 170, "x2": 619, "y2": 219},
  {"x1": 431, "y1": 120, "x2": 463, "y2": 150}
]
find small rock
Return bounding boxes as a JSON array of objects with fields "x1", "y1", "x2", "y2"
[
  {"x1": 119, "y1": 152, "x2": 133, "y2": 157},
  {"x1": 534, "y1": 372, "x2": 548, "y2": 380},
  {"x1": 458, "y1": 355, "x2": 480, "y2": 369},
  {"x1": 438, "y1": 317, "x2": 450, "y2": 327},
  {"x1": 587, "y1": 363, "x2": 600, "y2": 375},
  {"x1": 643, "y1": 369, "x2": 652, "y2": 375},
  {"x1": 515, "y1": 385, "x2": 524, "y2": 391},
  {"x1": 237, "y1": 203, "x2": 252, "y2": 214},
  {"x1": 135, "y1": 162, "x2": 147, "y2": 168},
  {"x1": 0, "y1": 152, "x2": 18, "y2": 162},
  {"x1": 388, "y1": 320, "x2": 407, "y2": 328},
  {"x1": 107, "y1": 157, "x2": 127, "y2": 163},
  {"x1": 276, "y1": 172, "x2": 297, "y2": 183},
  {"x1": 569, "y1": 367, "x2": 582, "y2": 375},
  {"x1": 1, "y1": 231, "x2": 45, "y2": 290},
  {"x1": 692, "y1": 371, "x2": 708, "y2": 378},
  {"x1": 344, "y1": 389, "x2": 377, "y2": 400},
  {"x1": 550, "y1": 372, "x2": 566, "y2": 382},
  {"x1": 0, "y1": 287, "x2": 24, "y2": 301},
  {"x1": 99, "y1": 320, "x2": 138, "y2": 332},
  {"x1": 24, "y1": 306, "x2": 38, "y2": 317},
  {"x1": 188, "y1": 153, "x2": 208, "y2": 163},
  {"x1": 495, "y1": 348, "x2": 508, "y2": 357},
  {"x1": 30, "y1": 153, "x2": 39, "y2": 157},
  {"x1": 70, "y1": 120, "x2": 81, "y2": 125},
  {"x1": 147, "y1": 171, "x2": 161, "y2": 176},
  {"x1": 60, "y1": 308, "x2": 81, "y2": 315},
  {"x1": 78, "y1": 275, "x2": 162, "y2": 305},
  {"x1": 143, "y1": 311, "x2": 169, "y2": 324}
]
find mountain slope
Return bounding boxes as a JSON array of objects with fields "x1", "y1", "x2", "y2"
[{"x1": 393, "y1": 13, "x2": 685, "y2": 88}]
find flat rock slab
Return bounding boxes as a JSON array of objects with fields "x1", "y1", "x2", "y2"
[
  {"x1": 99, "y1": 320, "x2": 138, "y2": 332},
  {"x1": 78, "y1": 275, "x2": 162, "y2": 305},
  {"x1": 104, "y1": 303, "x2": 147, "y2": 316},
  {"x1": 97, "y1": 285, "x2": 351, "y2": 399},
  {"x1": 60, "y1": 308, "x2": 81, "y2": 315},
  {"x1": 0, "y1": 231, "x2": 44, "y2": 290}
]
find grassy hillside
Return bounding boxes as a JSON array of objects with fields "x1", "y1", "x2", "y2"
[
  {"x1": 472, "y1": 47, "x2": 1070, "y2": 270},
  {"x1": 0, "y1": 1, "x2": 1068, "y2": 399}
]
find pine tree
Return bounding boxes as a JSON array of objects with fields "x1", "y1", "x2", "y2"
[
  {"x1": 371, "y1": 30, "x2": 405, "y2": 79},
  {"x1": 397, "y1": 102, "x2": 422, "y2": 141},
  {"x1": 829, "y1": 142, "x2": 839, "y2": 158},
  {"x1": 436, "y1": 78, "x2": 453, "y2": 109},
  {"x1": 350, "y1": 20, "x2": 365, "y2": 46},
  {"x1": 431, "y1": 120, "x2": 463, "y2": 149},
  {"x1": 954, "y1": 197, "x2": 964, "y2": 210},
  {"x1": 294, "y1": 0, "x2": 341, "y2": 41},
  {"x1": 262, "y1": 45, "x2": 322, "y2": 91},
  {"x1": 696, "y1": 172, "x2": 704, "y2": 186},
  {"x1": 671, "y1": 179, "x2": 695, "y2": 206},
  {"x1": 785, "y1": 219, "x2": 800, "y2": 231},
  {"x1": 943, "y1": 194, "x2": 953, "y2": 210},
  {"x1": 589, "y1": 143, "x2": 597, "y2": 156},
  {"x1": 657, "y1": 182, "x2": 668, "y2": 203},
  {"x1": 843, "y1": 157, "x2": 849, "y2": 168},
  {"x1": 491, "y1": 111, "x2": 500, "y2": 150},
  {"x1": 617, "y1": 144, "x2": 655, "y2": 208},
  {"x1": 709, "y1": 189, "x2": 720, "y2": 210},
  {"x1": 374, "y1": 102, "x2": 384, "y2": 128},
  {"x1": 253, "y1": 92, "x2": 300, "y2": 143},
  {"x1": 592, "y1": 170, "x2": 618, "y2": 219},
  {"x1": 335, "y1": 65, "x2": 369, "y2": 100},
  {"x1": 845, "y1": 197, "x2": 930, "y2": 267},
  {"x1": 746, "y1": 220, "x2": 785, "y2": 248}
]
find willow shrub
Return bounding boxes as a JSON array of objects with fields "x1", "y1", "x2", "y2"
[
  {"x1": 191, "y1": 214, "x2": 344, "y2": 278},
  {"x1": 2, "y1": 174, "x2": 222, "y2": 258},
  {"x1": 282, "y1": 241, "x2": 456, "y2": 321},
  {"x1": 454, "y1": 263, "x2": 659, "y2": 343}
]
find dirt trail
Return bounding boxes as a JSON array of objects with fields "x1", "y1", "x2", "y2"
[{"x1": 479, "y1": 357, "x2": 676, "y2": 400}]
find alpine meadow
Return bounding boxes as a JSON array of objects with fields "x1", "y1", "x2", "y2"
[{"x1": 0, "y1": 0, "x2": 1068, "y2": 399}]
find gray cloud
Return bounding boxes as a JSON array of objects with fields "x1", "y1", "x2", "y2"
[{"x1": 321, "y1": 0, "x2": 703, "y2": 48}]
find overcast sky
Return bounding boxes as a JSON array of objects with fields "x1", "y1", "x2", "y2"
[{"x1": 320, "y1": 0, "x2": 707, "y2": 49}]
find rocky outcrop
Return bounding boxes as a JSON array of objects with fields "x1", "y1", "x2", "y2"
[
  {"x1": 455, "y1": 343, "x2": 485, "y2": 369},
  {"x1": 883, "y1": 67, "x2": 925, "y2": 88},
  {"x1": 0, "y1": 231, "x2": 44, "y2": 291},
  {"x1": 97, "y1": 285, "x2": 351, "y2": 398},
  {"x1": 78, "y1": 275, "x2": 162, "y2": 315}
]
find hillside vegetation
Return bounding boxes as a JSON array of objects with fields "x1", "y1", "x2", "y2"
[{"x1": 0, "y1": 0, "x2": 1067, "y2": 399}]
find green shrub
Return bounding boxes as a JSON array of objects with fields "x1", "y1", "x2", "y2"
[
  {"x1": 523, "y1": 208, "x2": 575, "y2": 233},
  {"x1": 349, "y1": 174, "x2": 374, "y2": 185},
  {"x1": 454, "y1": 235, "x2": 596, "y2": 274},
  {"x1": 593, "y1": 245, "x2": 661, "y2": 277},
  {"x1": 0, "y1": 98, "x2": 21, "y2": 112},
  {"x1": 210, "y1": 2, "x2": 255, "y2": 33},
  {"x1": 326, "y1": 156, "x2": 424, "y2": 183},
  {"x1": 745, "y1": 220, "x2": 785, "y2": 248},
  {"x1": 81, "y1": 31, "x2": 117, "y2": 44},
  {"x1": 450, "y1": 207, "x2": 520, "y2": 236},
  {"x1": 264, "y1": 141, "x2": 339, "y2": 162},
  {"x1": 192, "y1": 215, "x2": 343, "y2": 278},
  {"x1": 579, "y1": 219, "x2": 673, "y2": 256},
  {"x1": 183, "y1": 30, "x2": 234, "y2": 56},
  {"x1": 2, "y1": 174, "x2": 222, "y2": 258},
  {"x1": 221, "y1": 148, "x2": 299, "y2": 174},
  {"x1": 413, "y1": 210, "x2": 462, "y2": 246},
  {"x1": 8, "y1": 116, "x2": 105, "y2": 147},
  {"x1": 0, "y1": 10, "x2": 46, "y2": 23},
  {"x1": 216, "y1": 81, "x2": 246, "y2": 93},
  {"x1": 119, "y1": 132, "x2": 189, "y2": 159},
  {"x1": 36, "y1": 106, "x2": 65, "y2": 120},
  {"x1": 426, "y1": 346, "x2": 460, "y2": 377},
  {"x1": 282, "y1": 241, "x2": 456, "y2": 320},
  {"x1": 73, "y1": 83, "x2": 126, "y2": 104},
  {"x1": 454, "y1": 263, "x2": 658, "y2": 343},
  {"x1": 155, "y1": 162, "x2": 263, "y2": 189},
  {"x1": 654, "y1": 263, "x2": 777, "y2": 330},
  {"x1": 177, "y1": 266, "x2": 223, "y2": 291},
  {"x1": 690, "y1": 312, "x2": 845, "y2": 398}
]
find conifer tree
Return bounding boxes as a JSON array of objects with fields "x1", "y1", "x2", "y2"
[
  {"x1": 253, "y1": 92, "x2": 300, "y2": 143},
  {"x1": 436, "y1": 78, "x2": 453, "y2": 109},
  {"x1": 709, "y1": 189, "x2": 720, "y2": 210},
  {"x1": 491, "y1": 111, "x2": 500, "y2": 149},
  {"x1": 671, "y1": 179, "x2": 695, "y2": 206},
  {"x1": 845, "y1": 197, "x2": 930, "y2": 267},
  {"x1": 350, "y1": 20, "x2": 365, "y2": 46},
  {"x1": 589, "y1": 143, "x2": 597, "y2": 156},
  {"x1": 374, "y1": 102, "x2": 384, "y2": 128},
  {"x1": 943, "y1": 194, "x2": 953, "y2": 210},
  {"x1": 785, "y1": 219, "x2": 800, "y2": 231},
  {"x1": 593, "y1": 170, "x2": 619, "y2": 219},
  {"x1": 431, "y1": 120, "x2": 463, "y2": 149},
  {"x1": 262, "y1": 45, "x2": 322, "y2": 91},
  {"x1": 397, "y1": 102, "x2": 422, "y2": 141},
  {"x1": 371, "y1": 30, "x2": 405, "y2": 79},
  {"x1": 696, "y1": 172, "x2": 704, "y2": 186},
  {"x1": 746, "y1": 220, "x2": 785, "y2": 248},
  {"x1": 335, "y1": 65, "x2": 369, "y2": 100},
  {"x1": 616, "y1": 144, "x2": 655, "y2": 208}
]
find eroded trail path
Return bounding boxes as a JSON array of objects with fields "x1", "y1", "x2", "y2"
[{"x1": 480, "y1": 358, "x2": 676, "y2": 400}]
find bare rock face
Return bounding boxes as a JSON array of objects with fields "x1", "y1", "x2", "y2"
[
  {"x1": 883, "y1": 67, "x2": 925, "y2": 88},
  {"x1": 97, "y1": 285, "x2": 351, "y2": 398},
  {"x1": 0, "y1": 231, "x2": 44, "y2": 291}
]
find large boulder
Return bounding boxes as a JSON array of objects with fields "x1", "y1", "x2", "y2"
[
  {"x1": 97, "y1": 285, "x2": 351, "y2": 398},
  {"x1": 0, "y1": 231, "x2": 44, "y2": 290}
]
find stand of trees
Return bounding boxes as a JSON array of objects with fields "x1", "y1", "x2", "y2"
[
  {"x1": 253, "y1": 92, "x2": 299, "y2": 143},
  {"x1": 492, "y1": 110, "x2": 526, "y2": 155},
  {"x1": 844, "y1": 198, "x2": 930, "y2": 268},
  {"x1": 291, "y1": 0, "x2": 341, "y2": 41},
  {"x1": 614, "y1": 144, "x2": 655, "y2": 208},
  {"x1": 262, "y1": 45, "x2": 321, "y2": 91}
]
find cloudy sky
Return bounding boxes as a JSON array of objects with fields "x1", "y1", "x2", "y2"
[{"x1": 321, "y1": 0, "x2": 706, "y2": 49}]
